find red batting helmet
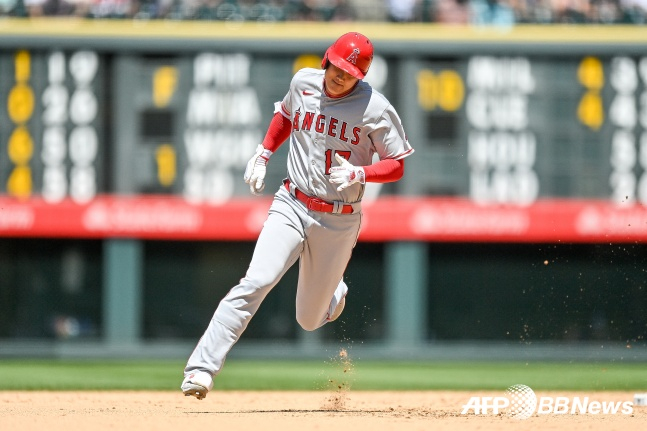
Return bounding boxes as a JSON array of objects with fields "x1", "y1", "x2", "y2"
[{"x1": 321, "y1": 32, "x2": 374, "y2": 80}]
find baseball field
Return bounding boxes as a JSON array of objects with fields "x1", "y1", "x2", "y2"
[{"x1": 1, "y1": 356, "x2": 646, "y2": 431}]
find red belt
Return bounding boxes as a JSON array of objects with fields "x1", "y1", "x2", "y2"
[{"x1": 284, "y1": 180, "x2": 355, "y2": 214}]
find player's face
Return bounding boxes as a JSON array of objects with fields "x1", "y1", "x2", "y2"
[{"x1": 324, "y1": 64, "x2": 359, "y2": 97}]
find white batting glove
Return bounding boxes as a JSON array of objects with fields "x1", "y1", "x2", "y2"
[
  {"x1": 329, "y1": 153, "x2": 365, "y2": 191},
  {"x1": 244, "y1": 144, "x2": 273, "y2": 195}
]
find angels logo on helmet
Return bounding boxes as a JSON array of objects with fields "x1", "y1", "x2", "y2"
[
  {"x1": 346, "y1": 48, "x2": 360, "y2": 65},
  {"x1": 321, "y1": 32, "x2": 374, "y2": 80}
]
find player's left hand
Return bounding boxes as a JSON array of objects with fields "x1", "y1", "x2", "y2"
[{"x1": 329, "y1": 153, "x2": 365, "y2": 191}]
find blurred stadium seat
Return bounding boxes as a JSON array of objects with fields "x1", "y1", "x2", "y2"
[{"x1": 2, "y1": 0, "x2": 645, "y2": 24}]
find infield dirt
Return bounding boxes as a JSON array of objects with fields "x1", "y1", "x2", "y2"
[{"x1": 0, "y1": 390, "x2": 644, "y2": 431}]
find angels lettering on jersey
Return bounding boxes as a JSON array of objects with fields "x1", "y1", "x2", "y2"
[
  {"x1": 291, "y1": 107, "x2": 361, "y2": 145},
  {"x1": 278, "y1": 68, "x2": 414, "y2": 202}
]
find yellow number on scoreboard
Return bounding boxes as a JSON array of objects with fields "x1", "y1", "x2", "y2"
[
  {"x1": 417, "y1": 69, "x2": 464, "y2": 112},
  {"x1": 14, "y1": 50, "x2": 31, "y2": 83},
  {"x1": 577, "y1": 57, "x2": 605, "y2": 130},
  {"x1": 153, "y1": 66, "x2": 178, "y2": 108},
  {"x1": 156, "y1": 143, "x2": 176, "y2": 187},
  {"x1": 7, "y1": 83, "x2": 35, "y2": 124},
  {"x1": 437, "y1": 70, "x2": 464, "y2": 112},
  {"x1": 293, "y1": 55, "x2": 322, "y2": 75},
  {"x1": 578, "y1": 91, "x2": 604, "y2": 131},
  {"x1": 7, "y1": 165, "x2": 32, "y2": 199},
  {"x1": 7, "y1": 126, "x2": 34, "y2": 165},
  {"x1": 417, "y1": 69, "x2": 438, "y2": 111},
  {"x1": 578, "y1": 56, "x2": 604, "y2": 90}
]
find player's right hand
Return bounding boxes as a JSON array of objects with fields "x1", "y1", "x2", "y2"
[
  {"x1": 329, "y1": 153, "x2": 365, "y2": 191},
  {"x1": 244, "y1": 144, "x2": 273, "y2": 195}
]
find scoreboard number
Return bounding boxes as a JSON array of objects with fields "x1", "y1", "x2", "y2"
[{"x1": 6, "y1": 51, "x2": 35, "y2": 199}]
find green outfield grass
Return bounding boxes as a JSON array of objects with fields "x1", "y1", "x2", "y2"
[{"x1": 0, "y1": 359, "x2": 645, "y2": 391}]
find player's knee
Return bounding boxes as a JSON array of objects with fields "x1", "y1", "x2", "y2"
[{"x1": 295, "y1": 312, "x2": 321, "y2": 332}]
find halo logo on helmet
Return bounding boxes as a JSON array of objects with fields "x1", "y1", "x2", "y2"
[
  {"x1": 346, "y1": 48, "x2": 360, "y2": 65},
  {"x1": 321, "y1": 32, "x2": 374, "y2": 80}
]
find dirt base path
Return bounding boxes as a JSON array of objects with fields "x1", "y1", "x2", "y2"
[{"x1": 1, "y1": 390, "x2": 644, "y2": 431}]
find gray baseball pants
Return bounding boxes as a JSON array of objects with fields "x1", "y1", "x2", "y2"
[{"x1": 184, "y1": 185, "x2": 361, "y2": 377}]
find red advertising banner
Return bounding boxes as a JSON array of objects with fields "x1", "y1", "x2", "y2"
[{"x1": 1, "y1": 195, "x2": 647, "y2": 243}]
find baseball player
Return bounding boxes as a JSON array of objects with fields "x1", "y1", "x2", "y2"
[{"x1": 181, "y1": 32, "x2": 414, "y2": 399}]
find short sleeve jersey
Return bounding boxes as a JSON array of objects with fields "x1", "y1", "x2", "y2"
[{"x1": 277, "y1": 68, "x2": 414, "y2": 204}]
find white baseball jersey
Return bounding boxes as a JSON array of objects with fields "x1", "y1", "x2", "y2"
[{"x1": 278, "y1": 68, "x2": 414, "y2": 203}]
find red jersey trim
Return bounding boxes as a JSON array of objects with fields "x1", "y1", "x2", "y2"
[
  {"x1": 280, "y1": 103, "x2": 291, "y2": 118},
  {"x1": 393, "y1": 148, "x2": 415, "y2": 160}
]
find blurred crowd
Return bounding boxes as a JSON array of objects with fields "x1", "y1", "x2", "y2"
[{"x1": 0, "y1": 0, "x2": 646, "y2": 24}]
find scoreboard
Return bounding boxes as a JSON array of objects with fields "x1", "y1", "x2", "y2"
[
  {"x1": 1, "y1": 22, "x2": 647, "y2": 242},
  {"x1": 0, "y1": 50, "x2": 105, "y2": 203},
  {"x1": 411, "y1": 54, "x2": 647, "y2": 204}
]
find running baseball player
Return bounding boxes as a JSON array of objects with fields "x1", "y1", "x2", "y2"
[{"x1": 181, "y1": 32, "x2": 414, "y2": 399}]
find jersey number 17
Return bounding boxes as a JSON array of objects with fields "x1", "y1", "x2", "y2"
[{"x1": 324, "y1": 150, "x2": 351, "y2": 175}]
